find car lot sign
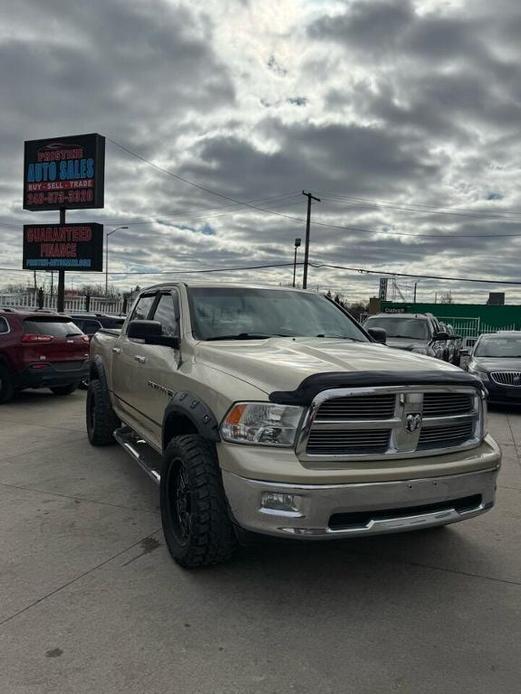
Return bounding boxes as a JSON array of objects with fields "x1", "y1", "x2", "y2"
[
  {"x1": 23, "y1": 223, "x2": 104, "y2": 271},
  {"x1": 23, "y1": 133, "x2": 105, "y2": 210}
]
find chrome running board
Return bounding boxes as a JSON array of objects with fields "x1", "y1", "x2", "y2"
[{"x1": 113, "y1": 426, "x2": 162, "y2": 485}]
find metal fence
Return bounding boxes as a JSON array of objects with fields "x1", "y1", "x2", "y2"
[
  {"x1": 438, "y1": 316, "x2": 518, "y2": 350},
  {"x1": 0, "y1": 292, "x2": 124, "y2": 314}
]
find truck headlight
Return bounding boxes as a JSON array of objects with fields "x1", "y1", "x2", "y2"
[{"x1": 221, "y1": 403, "x2": 304, "y2": 447}]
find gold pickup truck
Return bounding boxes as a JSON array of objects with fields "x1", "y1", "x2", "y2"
[{"x1": 87, "y1": 283, "x2": 501, "y2": 568}]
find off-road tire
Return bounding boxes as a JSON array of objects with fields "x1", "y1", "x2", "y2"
[
  {"x1": 86, "y1": 379, "x2": 120, "y2": 446},
  {"x1": 0, "y1": 364, "x2": 14, "y2": 404},
  {"x1": 160, "y1": 435, "x2": 237, "y2": 568},
  {"x1": 51, "y1": 384, "x2": 77, "y2": 396}
]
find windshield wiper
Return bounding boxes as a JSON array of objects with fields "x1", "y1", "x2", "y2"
[{"x1": 205, "y1": 333, "x2": 274, "y2": 341}]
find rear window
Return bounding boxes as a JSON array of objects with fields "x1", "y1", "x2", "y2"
[
  {"x1": 102, "y1": 317, "x2": 125, "y2": 329},
  {"x1": 23, "y1": 318, "x2": 83, "y2": 337},
  {"x1": 0, "y1": 317, "x2": 9, "y2": 334},
  {"x1": 82, "y1": 320, "x2": 102, "y2": 333}
]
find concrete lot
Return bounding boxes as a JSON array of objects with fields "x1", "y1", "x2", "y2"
[{"x1": 1, "y1": 390, "x2": 520, "y2": 694}]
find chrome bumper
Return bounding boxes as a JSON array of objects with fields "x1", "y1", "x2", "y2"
[{"x1": 222, "y1": 466, "x2": 499, "y2": 539}]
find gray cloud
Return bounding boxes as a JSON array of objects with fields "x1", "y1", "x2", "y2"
[{"x1": 2, "y1": 0, "x2": 521, "y2": 303}]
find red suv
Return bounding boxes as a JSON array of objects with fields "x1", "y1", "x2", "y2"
[{"x1": 0, "y1": 308, "x2": 90, "y2": 404}]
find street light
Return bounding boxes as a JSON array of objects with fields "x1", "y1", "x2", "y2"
[
  {"x1": 105, "y1": 226, "x2": 128, "y2": 296},
  {"x1": 292, "y1": 237, "x2": 301, "y2": 288}
]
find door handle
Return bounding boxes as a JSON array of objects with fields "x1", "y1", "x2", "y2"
[
  {"x1": 112, "y1": 347, "x2": 121, "y2": 354},
  {"x1": 134, "y1": 355, "x2": 146, "y2": 364}
]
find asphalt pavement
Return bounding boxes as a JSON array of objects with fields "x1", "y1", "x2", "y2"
[{"x1": 1, "y1": 390, "x2": 520, "y2": 693}]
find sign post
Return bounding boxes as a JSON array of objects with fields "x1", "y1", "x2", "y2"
[{"x1": 23, "y1": 133, "x2": 105, "y2": 312}]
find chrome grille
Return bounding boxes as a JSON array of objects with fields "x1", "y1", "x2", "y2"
[
  {"x1": 490, "y1": 371, "x2": 521, "y2": 387},
  {"x1": 423, "y1": 392, "x2": 473, "y2": 416},
  {"x1": 418, "y1": 420, "x2": 475, "y2": 450},
  {"x1": 307, "y1": 429, "x2": 391, "y2": 455},
  {"x1": 298, "y1": 386, "x2": 482, "y2": 461},
  {"x1": 315, "y1": 393, "x2": 396, "y2": 420}
]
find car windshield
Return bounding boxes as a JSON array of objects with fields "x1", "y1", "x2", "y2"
[
  {"x1": 474, "y1": 336, "x2": 521, "y2": 357},
  {"x1": 364, "y1": 316, "x2": 428, "y2": 340},
  {"x1": 187, "y1": 287, "x2": 369, "y2": 342}
]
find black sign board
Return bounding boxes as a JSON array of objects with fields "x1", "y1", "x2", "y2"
[
  {"x1": 23, "y1": 133, "x2": 105, "y2": 211},
  {"x1": 378, "y1": 277, "x2": 388, "y2": 301},
  {"x1": 23, "y1": 223, "x2": 104, "y2": 272}
]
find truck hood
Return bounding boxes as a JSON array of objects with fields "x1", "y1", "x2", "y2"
[{"x1": 195, "y1": 337, "x2": 460, "y2": 395}]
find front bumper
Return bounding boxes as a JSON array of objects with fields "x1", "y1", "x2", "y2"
[
  {"x1": 222, "y1": 466, "x2": 499, "y2": 539},
  {"x1": 483, "y1": 380, "x2": 521, "y2": 404}
]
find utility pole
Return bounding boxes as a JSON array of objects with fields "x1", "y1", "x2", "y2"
[
  {"x1": 57, "y1": 208, "x2": 66, "y2": 312},
  {"x1": 302, "y1": 190, "x2": 320, "y2": 290},
  {"x1": 292, "y1": 237, "x2": 301, "y2": 288}
]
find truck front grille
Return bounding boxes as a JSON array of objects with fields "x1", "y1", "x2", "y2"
[
  {"x1": 422, "y1": 392, "x2": 473, "y2": 416},
  {"x1": 315, "y1": 393, "x2": 396, "y2": 420},
  {"x1": 298, "y1": 386, "x2": 482, "y2": 461},
  {"x1": 307, "y1": 429, "x2": 391, "y2": 455},
  {"x1": 418, "y1": 420, "x2": 475, "y2": 450},
  {"x1": 490, "y1": 371, "x2": 521, "y2": 387}
]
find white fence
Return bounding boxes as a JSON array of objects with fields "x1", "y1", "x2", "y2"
[{"x1": 0, "y1": 292, "x2": 124, "y2": 314}]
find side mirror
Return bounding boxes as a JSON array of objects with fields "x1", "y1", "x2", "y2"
[
  {"x1": 432, "y1": 331, "x2": 449, "y2": 341},
  {"x1": 368, "y1": 327, "x2": 387, "y2": 344},
  {"x1": 128, "y1": 320, "x2": 179, "y2": 348}
]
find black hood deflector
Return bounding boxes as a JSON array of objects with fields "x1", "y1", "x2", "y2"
[{"x1": 269, "y1": 369, "x2": 482, "y2": 406}]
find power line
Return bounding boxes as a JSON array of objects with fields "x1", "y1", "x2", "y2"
[
  {"x1": 309, "y1": 262, "x2": 521, "y2": 286},
  {"x1": 0, "y1": 262, "x2": 300, "y2": 276},
  {"x1": 0, "y1": 191, "x2": 302, "y2": 232},
  {"x1": 316, "y1": 191, "x2": 521, "y2": 222},
  {"x1": 107, "y1": 137, "x2": 311, "y2": 223},
  {"x1": 4, "y1": 260, "x2": 521, "y2": 286}
]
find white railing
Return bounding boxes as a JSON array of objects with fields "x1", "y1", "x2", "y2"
[{"x1": 0, "y1": 293, "x2": 124, "y2": 314}]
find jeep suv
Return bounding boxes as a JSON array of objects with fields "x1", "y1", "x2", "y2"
[{"x1": 0, "y1": 308, "x2": 90, "y2": 403}]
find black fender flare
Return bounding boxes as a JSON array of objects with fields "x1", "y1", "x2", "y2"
[
  {"x1": 162, "y1": 392, "x2": 220, "y2": 449},
  {"x1": 90, "y1": 355, "x2": 110, "y2": 394}
]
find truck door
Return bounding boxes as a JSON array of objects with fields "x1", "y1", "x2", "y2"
[
  {"x1": 111, "y1": 291, "x2": 157, "y2": 436},
  {"x1": 140, "y1": 290, "x2": 181, "y2": 449}
]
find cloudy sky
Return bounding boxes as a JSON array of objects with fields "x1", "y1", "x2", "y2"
[{"x1": 2, "y1": 0, "x2": 521, "y2": 303}]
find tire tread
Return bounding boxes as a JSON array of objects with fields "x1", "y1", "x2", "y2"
[{"x1": 161, "y1": 434, "x2": 237, "y2": 568}]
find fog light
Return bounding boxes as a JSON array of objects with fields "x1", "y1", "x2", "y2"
[{"x1": 261, "y1": 492, "x2": 302, "y2": 513}]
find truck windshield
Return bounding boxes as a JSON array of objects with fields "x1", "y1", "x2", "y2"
[
  {"x1": 365, "y1": 316, "x2": 428, "y2": 340},
  {"x1": 187, "y1": 287, "x2": 369, "y2": 342}
]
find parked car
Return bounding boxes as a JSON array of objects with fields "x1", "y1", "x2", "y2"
[
  {"x1": 445, "y1": 323, "x2": 462, "y2": 365},
  {"x1": 69, "y1": 313, "x2": 125, "y2": 388},
  {"x1": 69, "y1": 312, "x2": 125, "y2": 338},
  {"x1": 0, "y1": 308, "x2": 90, "y2": 403},
  {"x1": 86, "y1": 283, "x2": 500, "y2": 568},
  {"x1": 467, "y1": 331, "x2": 521, "y2": 403},
  {"x1": 363, "y1": 312, "x2": 453, "y2": 360}
]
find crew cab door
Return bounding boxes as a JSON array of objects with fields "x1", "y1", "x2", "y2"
[
  {"x1": 138, "y1": 290, "x2": 181, "y2": 449},
  {"x1": 112, "y1": 290, "x2": 181, "y2": 449},
  {"x1": 111, "y1": 292, "x2": 157, "y2": 437}
]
